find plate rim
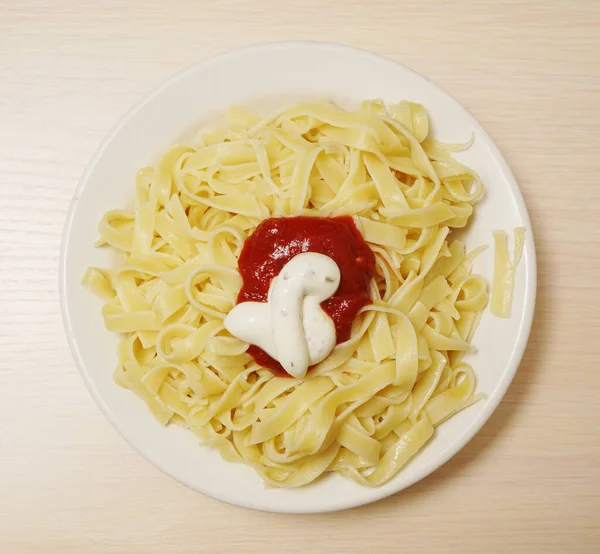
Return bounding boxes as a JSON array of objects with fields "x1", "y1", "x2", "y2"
[{"x1": 59, "y1": 40, "x2": 537, "y2": 513}]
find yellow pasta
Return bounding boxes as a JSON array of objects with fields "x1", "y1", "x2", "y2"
[
  {"x1": 491, "y1": 227, "x2": 526, "y2": 317},
  {"x1": 83, "y1": 99, "x2": 519, "y2": 488}
]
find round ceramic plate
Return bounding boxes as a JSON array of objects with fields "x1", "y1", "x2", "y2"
[{"x1": 60, "y1": 42, "x2": 536, "y2": 513}]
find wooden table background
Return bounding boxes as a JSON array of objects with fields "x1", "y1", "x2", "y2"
[{"x1": 1, "y1": 1, "x2": 599, "y2": 552}]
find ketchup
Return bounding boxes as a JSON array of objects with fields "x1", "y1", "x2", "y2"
[{"x1": 236, "y1": 216, "x2": 375, "y2": 375}]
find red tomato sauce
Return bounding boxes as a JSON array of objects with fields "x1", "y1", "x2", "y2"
[{"x1": 236, "y1": 216, "x2": 375, "y2": 376}]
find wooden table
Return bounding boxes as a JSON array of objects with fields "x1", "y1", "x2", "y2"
[{"x1": 2, "y1": 1, "x2": 599, "y2": 552}]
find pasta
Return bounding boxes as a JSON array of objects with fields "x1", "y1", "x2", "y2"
[
  {"x1": 84, "y1": 99, "x2": 501, "y2": 488},
  {"x1": 490, "y1": 227, "x2": 526, "y2": 317}
]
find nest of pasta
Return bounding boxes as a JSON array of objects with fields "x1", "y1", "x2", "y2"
[{"x1": 84, "y1": 100, "x2": 493, "y2": 487}]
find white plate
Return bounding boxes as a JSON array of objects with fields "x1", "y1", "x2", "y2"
[{"x1": 60, "y1": 42, "x2": 536, "y2": 513}]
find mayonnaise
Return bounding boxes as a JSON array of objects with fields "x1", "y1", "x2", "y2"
[{"x1": 224, "y1": 253, "x2": 340, "y2": 378}]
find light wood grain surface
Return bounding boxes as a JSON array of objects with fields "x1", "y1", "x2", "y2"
[{"x1": 1, "y1": 1, "x2": 599, "y2": 552}]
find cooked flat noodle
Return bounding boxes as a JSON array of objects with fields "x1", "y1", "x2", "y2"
[
  {"x1": 490, "y1": 227, "x2": 526, "y2": 317},
  {"x1": 84, "y1": 99, "x2": 499, "y2": 488}
]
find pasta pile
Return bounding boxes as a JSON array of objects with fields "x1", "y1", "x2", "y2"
[{"x1": 84, "y1": 100, "x2": 493, "y2": 487}]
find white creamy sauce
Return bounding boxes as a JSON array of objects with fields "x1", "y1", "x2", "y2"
[{"x1": 224, "y1": 252, "x2": 340, "y2": 378}]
